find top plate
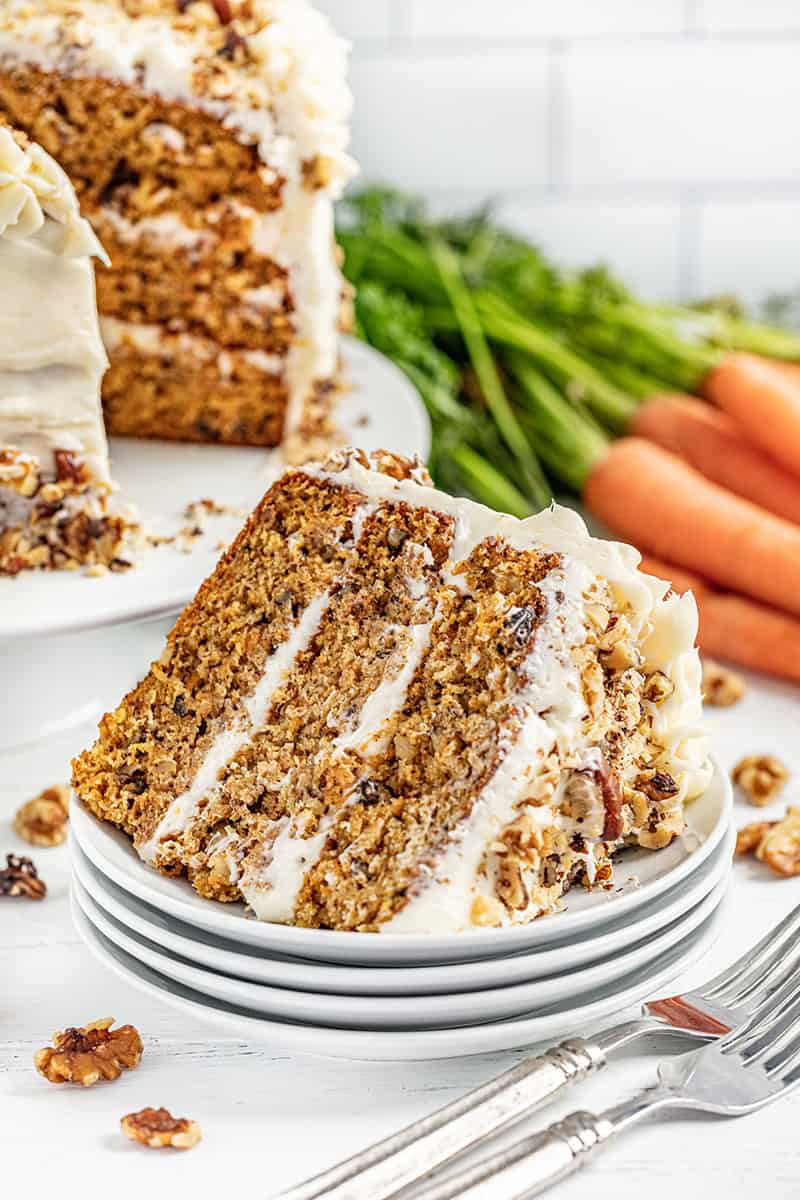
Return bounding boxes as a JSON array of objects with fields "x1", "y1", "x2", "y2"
[
  {"x1": 1, "y1": 338, "x2": 430, "y2": 640},
  {"x1": 71, "y1": 761, "x2": 731, "y2": 966}
]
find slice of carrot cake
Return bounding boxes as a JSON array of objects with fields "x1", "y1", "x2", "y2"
[
  {"x1": 72, "y1": 448, "x2": 710, "y2": 932},
  {"x1": 0, "y1": 0, "x2": 356, "y2": 453},
  {"x1": 0, "y1": 123, "x2": 134, "y2": 574}
]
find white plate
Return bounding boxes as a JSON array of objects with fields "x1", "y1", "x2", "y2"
[
  {"x1": 72, "y1": 828, "x2": 732, "y2": 997},
  {"x1": 70, "y1": 889, "x2": 730, "y2": 1061},
  {"x1": 1, "y1": 337, "x2": 431, "y2": 640},
  {"x1": 71, "y1": 762, "x2": 732, "y2": 966},
  {"x1": 73, "y1": 861, "x2": 731, "y2": 1031}
]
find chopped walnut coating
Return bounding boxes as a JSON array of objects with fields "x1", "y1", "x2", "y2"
[
  {"x1": 34, "y1": 1018, "x2": 143, "y2": 1086},
  {"x1": 0, "y1": 854, "x2": 46, "y2": 898},
  {"x1": 121, "y1": 1107, "x2": 202, "y2": 1150},
  {"x1": 13, "y1": 785, "x2": 70, "y2": 847},
  {"x1": 757, "y1": 808, "x2": 800, "y2": 877},
  {"x1": 732, "y1": 755, "x2": 789, "y2": 807},
  {"x1": 702, "y1": 659, "x2": 745, "y2": 707}
]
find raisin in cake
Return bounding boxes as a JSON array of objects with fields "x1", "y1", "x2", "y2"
[
  {"x1": 0, "y1": 0, "x2": 355, "y2": 453},
  {"x1": 0, "y1": 123, "x2": 134, "y2": 574},
  {"x1": 72, "y1": 449, "x2": 710, "y2": 932}
]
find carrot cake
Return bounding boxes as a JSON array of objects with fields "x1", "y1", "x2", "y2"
[
  {"x1": 0, "y1": 123, "x2": 134, "y2": 574},
  {"x1": 72, "y1": 448, "x2": 710, "y2": 932},
  {"x1": 0, "y1": 0, "x2": 356, "y2": 453}
]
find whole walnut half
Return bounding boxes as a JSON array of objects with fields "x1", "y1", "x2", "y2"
[
  {"x1": 34, "y1": 1018, "x2": 143, "y2": 1086},
  {"x1": 121, "y1": 1107, "x2": 202, "y2": 1150},
  {"x1": 14, "y1": 785, "x2": 70, "y2": 847},
  {"x1": 732, "y1": 755, "x2": 789, "y2": 808}
]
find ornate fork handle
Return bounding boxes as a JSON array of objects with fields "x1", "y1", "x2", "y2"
[
  {"x1": 413, "y1": 1090, "x2": 678, "y2": 1200},
  {"x1": 279, "y1": 1040, "x2": 607, "y2": 1200}
]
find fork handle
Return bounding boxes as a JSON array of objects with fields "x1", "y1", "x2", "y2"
[
  {"x1": 411, "y1": 1111, "x2": 616, "y2": 1200},
  {"x1": 278, "y1": 1040, "x2": 606, "y2": 1200},
  {"x1": 414, "y1": 1089, "x2": 674, "y2": 1200}
]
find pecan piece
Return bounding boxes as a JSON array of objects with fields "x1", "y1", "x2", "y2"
[
  {"x1": 13, "y1": 785, "x2": 69, "y2": 847},
  {"x1": 702, "y1": 659, "x2": 745, "y2": 707},
  {"x1": 598, "y1": 761, "x2": 624, "y2": 841},
  {"x1": 121, "y1": 1106, "x2": 202, "y2": 1150},
  {"x1": 732, "y1": 755, "x2": 789, "y2": 807},
  {"x1": 0, "y1": 853, "x2": 46, "y2": 898},
  {"x1": 34, "y1": 1018, "x2": 143, "y2": 1086}
]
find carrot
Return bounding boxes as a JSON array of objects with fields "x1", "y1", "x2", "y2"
[
  {"x1": 638, "y1": 553, "x2": 800, "y2": 683},
  {"x1": 583, "y1": 438, "x2": 800, "y2": 617},
  {"x1": 631, "y1": 393, "x2": 800, "y2": 526},
  {"x1": 705, "y1": 353, "x2": 800, "y2": 476}
]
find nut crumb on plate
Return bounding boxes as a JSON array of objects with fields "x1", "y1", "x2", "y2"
[
  {"x1": 34, "y1": 1018, "x2": 143, "y2": 1086},
  {"x1": 0, "y1": 853, "x2": 46, "y2": 898},
  {"x1": 701, "y1": 659, "x2": 745, "y2": 707},
  {"x1": 732, "y1": 755, "x2": 789, "y2": 807},
  {"x1": 13, "y1": 785, "x2": 70, "y2": 847},
  {"x1": 121, "y1": 1107, "x2": 202, "y2": 1150}
]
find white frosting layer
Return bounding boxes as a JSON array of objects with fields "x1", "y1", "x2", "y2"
[
  {"x1": 0, "y1": 125, "x2": 110, "y2": 484},
  {"x1": 0, "y1": 0, "x2": 358, "y2": 438},
  {"x1": 100, "y1": 316, "x2": 284, "y2": 375},
  {"x1": 138, "y1": 589, "x2": 332, "y2": 864}
]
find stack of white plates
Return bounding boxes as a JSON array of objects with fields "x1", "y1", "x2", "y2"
[{"x1": 71, "y1": 764, "x2": 733, "y2": 1061}]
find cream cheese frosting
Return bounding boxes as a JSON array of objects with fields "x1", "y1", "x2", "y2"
[{"x1": 0, "y1": 125, "x2": 111, "y2": 484}]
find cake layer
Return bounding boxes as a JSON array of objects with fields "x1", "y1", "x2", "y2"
[
  {"x1": 0, "y1": 68, "x2": 282, "y2": 218},
  {"x1": 73, "y1": 450, "x2": 710, "y2": 932},
  {"x1": 93, "y1": 206, "x2": 293, "y2": 351},
  {"x1": 101, "y1": 318, "x2": 288, "y2": 445}
]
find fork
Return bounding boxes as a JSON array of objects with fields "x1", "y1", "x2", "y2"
[
  {"x1": 409, "y1": 951, "x2": 800, "y2": 1200},
  {"x1": 278, "y1": 903, "x2": 800, "y2": 1200}
]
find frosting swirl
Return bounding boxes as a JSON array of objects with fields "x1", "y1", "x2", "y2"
[{"x1": 0, "y1": 126, "x2": 108, "y2": 261}]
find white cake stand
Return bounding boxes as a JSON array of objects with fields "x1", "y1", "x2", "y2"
[{"x1": 1, "y1": 338, "x2": 430, "y2": 753}]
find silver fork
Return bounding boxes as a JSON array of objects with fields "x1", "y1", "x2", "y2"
[
  {"x1": 277, "y1": 903, "x2": 800, "y2": 1200},
  {"x1": 411, "y1": 951, "x2": 800, "y2": 1200}
]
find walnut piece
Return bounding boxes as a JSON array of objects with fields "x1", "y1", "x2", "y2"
[
  {"x1": 701, "y1": 659, "x2": 745, "y2": 707},
  {"x1": 13, "y1": 785, "x2": 70, "y2": 847},
  {"x1": 121, "y1": 1107, "x2": 202, "y2": 1150},
  {"x1": 732, "y1": 755, "x2": 789, "y2": 807},
  {"x1": 0, "y1": 853, "x2": 46, "y2": 899},
  {"x1": 757, "y1": 807, "x2": 800, "y2": 878},
  {"x1": 34, "y1": 1018, "x2": 143, "y2": 1086},
  {"x1": 735, "y1": 821, "x2": 773, "y2": 857}
]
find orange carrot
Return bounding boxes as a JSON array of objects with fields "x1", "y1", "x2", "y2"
[
  {"x1": 705, "y1": 353, "x2": 800, "y2": 476},
  {"x1": 638, "y1": 553, "x2": 800, "y2": 683},
  {"x1": 583, "y1": 438, "x2": 800, "y2": 617},
  {"x1": 631, "y1": 393, "x2": 800, "y2": 525}
]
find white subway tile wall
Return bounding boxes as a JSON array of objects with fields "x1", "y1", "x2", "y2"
[{"x1": 316, "y1": 0, "x2": 800, "y2": 303}]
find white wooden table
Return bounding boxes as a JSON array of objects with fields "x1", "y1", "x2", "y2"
[{"x1": 2, "y1": 627, "x2": 799, "y2": 1200}]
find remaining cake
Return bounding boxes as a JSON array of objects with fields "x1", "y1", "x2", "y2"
[
  {"x1": 0, "y1": 123, "x2": 134, "y2": 574},
  {"x1": 73, "y1": 448, "x2": 710, "y2": 932},
  {"x1": 0, "y1": 0, "x2": 356, "y2": 453}
]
